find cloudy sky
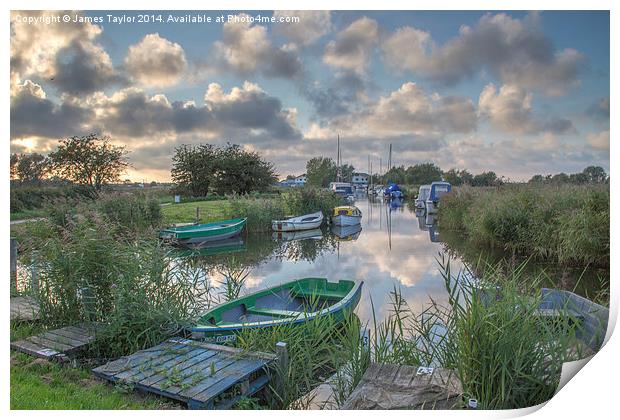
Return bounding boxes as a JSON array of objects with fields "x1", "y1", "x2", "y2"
[{"x1": 10, "y1": 10, "x2": 609, "y2": 181}]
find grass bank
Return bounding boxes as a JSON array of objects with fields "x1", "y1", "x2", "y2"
[
  {"x1": 161, "y1": 188, "x2": 343, "y2": 232},
  {"x1": 10, "y1": 321, "x2": 173, "y2": 410},
  {"x1": 437, "y1": 184, "x2": 609, "y2": 267}
]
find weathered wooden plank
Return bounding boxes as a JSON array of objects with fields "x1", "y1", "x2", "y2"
[
  {"x1": 39, "y1": 331, "x2": 89, "y2": 348},
  {"x1": 142, "y1": 349, "x2": 219, "y2": 388},
  {"x1": 210, "y1": 373, "x2": 270, "y2": 410},
  {"x1": 341, "y1": 363, "x2": 462, "y2": 410},
  {"x1": 22, "y1": 335, "x2": 73, "y2": 352},
  {"x1": 96, "y1": 342, "x2": 190, "y2": 381},
  {"x1": 187, "y1": 358, "x2": 267, "y2": 403},
  {"x1": 10, "y1": 296, "x2": 40, "y2": 321},
  {"x1": 10, "y1": 339, "x2": 61, "y2": 358},
  {"x1": 93, "y1": 340, "x2": 184, "y2": 377},
  {"x1": 49, "y1": 326, "x2": 95, "y2": 343},
  {"x1": 162, "y1": 353, "x2": 241, "y2": 397},
  {"x1": 132, "y1": 347, "x2": 214, "y2": 387}
]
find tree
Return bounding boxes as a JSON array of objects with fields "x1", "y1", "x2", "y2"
[
  {"x1": 581, "y1": 166, "x2": 607, "y2": 183},
  {"x1": 171, "y1": 143, "x2": 277, "y2": 196},
  {"x1": 49, "y1": 134, "x2": 129, "y2": 191},
  {"x1": 15, "y1": 153, "x2": 50, "y2": 184},
  {"x1": 458, "y1": 169, "x2": 474, "y2": 185},
  {"x1": 384, "y1": 166, "x2": 407, "y2": 184},
  {"x1": 306, "y1": 157, "x2": 337, "y2": 187},
  {"x1": 405, "y1": 163, "x2": 443, "y2": 185},
  {"x1": 443, "y1": 169, "x2": 462, "y2": 186},
  {"x1": 550, "y1": 173, "x2": 570, "y2": 184},
  {"x1": 171, "y1": 144, "x2": 217, "y2": 196},
  {"x1": 339, "y1": 164, "x2": 355, "y2": 182},
  {"x1": 529, "y1": 174, "x2": 545, "y2": 184},
  {"x1": 472, "y1": 171, "x2": 502, "y2": 187},
  {"x1": 10, "y1": 153, "x2": 19, "y2": 180},
  {"x1": 212, "y1": 144, "x2": 277, "y2": 195}
]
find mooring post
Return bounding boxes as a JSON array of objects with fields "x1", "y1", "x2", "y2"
[
  {"x1": 30, "y1": 250, "x2": 39, "y2": 295},
  {"x1": 10, "y1": 238, "x2": 17, "y2": 293},
  {"x1": 275, "y1": 341, "x2": 289, "y2": 398}
]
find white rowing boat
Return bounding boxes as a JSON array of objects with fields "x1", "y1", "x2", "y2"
[{"x1": 271, "y1": 211, "x2": 324, "y2": 232}]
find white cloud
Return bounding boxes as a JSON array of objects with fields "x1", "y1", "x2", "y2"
[
  {"x1": 587, "y1": 130, "x2": 610, "y2": 151},
  {"x1": 125, "y1": 33, "x2": 187, "y2": 87},
  {"x1": 382, "y1": 13, "x2": 584, "y2": 96},
  {"x1": 273, "y1": 11, "x2": 332, "y2": 46},
  {"x1": 323, "y1": 17, "x2": 378, "y2": 74}
]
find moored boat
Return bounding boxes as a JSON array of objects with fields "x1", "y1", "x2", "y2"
[
  {"x1": 159, "y1": 218, "x2": 246, "y2": 245},
  {"x1": 426, "y1": 182, "x2": 452, "y2": 213},
  {"x1": 415, "y1": 185, "x2": 431, "y2": 209},
  {"x1": 272, "y1": 211, "x2": 324, "y2": 232},
  {"x1": 191, "y1": 278, "x2": 363, "y2": 341},
  {"x1": 331, "y1": 206, "x2": 362, "y2": 226}
]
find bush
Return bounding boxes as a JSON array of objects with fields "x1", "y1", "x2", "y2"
[{"x1": 10, "y1": 185, "x2": 96, "y2": 213}]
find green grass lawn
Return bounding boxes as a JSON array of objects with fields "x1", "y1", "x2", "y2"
[
  {"x1": 10, "y1": 209, "x2": 47, "y2": 221},
  {"x1": 10, "y1": 321, "x2": 176, "y2": 410},
  {"x1": 161, "y1": 200, "x2": 232, "y2": 224}
]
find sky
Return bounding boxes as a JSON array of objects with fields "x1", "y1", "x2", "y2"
[{"x1": 9, "y1": 10, "x2": 610, "y2": 182}]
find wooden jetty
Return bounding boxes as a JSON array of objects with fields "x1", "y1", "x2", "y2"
[
  {"x1": 11, "y1": 322, "x2": 102, "y2": 360},
  {"x1": 93, "y1": 338, "x2": 278, "y2": 409},
  {"x1": 10, "y1": 296, "x2": 40, "y2": 321},
  {"x1": 340, "y1": 363, "x2": 462, "y2": 410}
]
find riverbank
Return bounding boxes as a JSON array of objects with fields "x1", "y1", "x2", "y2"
[{"x1": 437, "y1": 184, "x2": 609, "y2": 268}]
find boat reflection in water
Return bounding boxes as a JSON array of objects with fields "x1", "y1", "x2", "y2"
[
  {"x1": 331, "y1": 224, "x2": 362, "y2": 241},
  {"x1": 425, "y1": 214, "x2": 441, "y2": 243},
  {"x1": 171, "y1": 236, "x2": 246, "y2": 258},
  {"x1": 272, "y1": 228, "x2": 323, "y2": 242}
]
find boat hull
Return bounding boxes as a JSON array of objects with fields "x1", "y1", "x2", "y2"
[
  {"x1": 272, "y1": 212, "x2": 324, "y2": 232},
  {"x1": 159, "y1": 218, "x2": 247, "y2": 244},
  {"x1": 191, "y1": 278, "x2": 363, "y2": 341},
  {"x1": 331, "y1": 214, "x2": 362, "y2": 226}
]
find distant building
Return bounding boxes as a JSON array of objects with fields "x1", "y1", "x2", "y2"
[
  {"x1": 279, "y1": 179, "x2": 296, "y2": 187},
  {"x1": 294, "y1": 174, "x2": 307, "y2": 186},
  {"x1": 351, "y1": 173, "x2": 369, "y2": 186}
]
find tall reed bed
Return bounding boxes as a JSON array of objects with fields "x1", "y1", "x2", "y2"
[
  {"x1": 29, "y1": 214, "x2": 214, "y2": 358},
  {"x1": 438, "y1": 184, "x2": 609, "y2": 267},
  {"x1": 332, "y1": 256, "x2": 587, "y2": 409}
]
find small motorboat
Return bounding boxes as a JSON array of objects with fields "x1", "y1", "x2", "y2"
[
  {"x1": 415, "y1": 185, "x2": 431, "y2": 209},
  {"x1": 272, "y1": 211, "x2": 324, "y2": 232},
  {"x1": 191, "y1": 278, "x2": 364, "y2": 341},
  {"x1": 331, "y1": 206, "x2": 362, "y2": 226},
  {"x1": 159, "y1": 218, "x2": 246, "y2": 245},
  {"x1": 426, "y1": 181, "x2": 452, "y2": 213}
]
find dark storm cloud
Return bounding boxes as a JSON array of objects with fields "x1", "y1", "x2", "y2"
[
  {"x1": 10, "y1": 81, "x2": 93, "y2": 138},
  {"x1": 52, "y1": 41, "x2": 126, "y2": 95}
]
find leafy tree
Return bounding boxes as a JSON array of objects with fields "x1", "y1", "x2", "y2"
[
  {"x1": 212, "y1": 144, "x2": 277, "y2": 195},
  {"x1": 384, "y1": 165, "x2": 407, "y2": 184},
  {"x1": 550, "y1": 173, "x2": 570, "y2": 184},
  {"x1": 10, "y1": 153, "x2": 19, "y2": 180},
  {"x1": 581, "y1": 166, "x2": 608, "y2": 183},
  {"x1": 472, "y1": 171, "x2": 502, "y2": 187},
  {"x1": 15, "y1": 153, "x2": 50, "y2": 184},
  {"x1": 306, "y1": 157, "x2": 337, "y2": 187},
  {"x1": 339, "y1": 164, "x2": 355, "y2": 182},
  {"x1": 443, "y1": 169, "x2": 462, "y2": 186},
  {"x1": 49, "y1": 134, "x2": 129, "y2": 191},
  {"x1": 569, "y1": 172, "x2": 589, "y2": 184},
  {"x1": 171, "y1": 144, "x2": 217, "y2": 196},
  {"x1": 529, "y1": 174, "x2": 545, "y2": 184},
  {"x1": 405, "y1": 162, "x2": 443, "y2": 185},
  {"x1": 458, "y1": 169, "x2": 474, "y2": 185}
]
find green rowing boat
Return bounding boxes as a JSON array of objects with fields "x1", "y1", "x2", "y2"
[
  {"x1": 191, "y1": 278, "x2": 363, "y2": 342},
  {"x1": 159, "y1": 218, "x2": 246, "y2": 245}
]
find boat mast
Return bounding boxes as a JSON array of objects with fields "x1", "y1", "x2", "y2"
[{"x1": 336, "y1": 134, "x2": 341, "y2": 182}]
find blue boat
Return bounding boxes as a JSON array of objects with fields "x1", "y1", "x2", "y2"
[{"x1": 426, "y1": 182, "x2": 452, "y2": 213}]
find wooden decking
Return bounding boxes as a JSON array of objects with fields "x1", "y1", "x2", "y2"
[
  {"x1": 92, "y1": 338, "x2": 276, "y2": 409},
  {"x1": 10, "y1": 296, "x2": 40, "y2": 321},
  {"x1": 340, "y1": 363, "x2": 462, "y2": 410},
  {"x1": 11, "y1": 323, "x2": 102, "y2": 360}
]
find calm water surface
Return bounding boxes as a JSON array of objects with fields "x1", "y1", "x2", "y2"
[{"x1": 179, "y1": 196, "x2": 464, "y2": 323}]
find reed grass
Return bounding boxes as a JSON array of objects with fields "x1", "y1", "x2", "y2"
[{"x1": 438, "y1": 184, "x2": 609, "y2": 267}]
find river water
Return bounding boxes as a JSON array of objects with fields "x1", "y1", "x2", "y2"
[{"x1": 177, "y1": 195, "x2": 465, "y2": 324}]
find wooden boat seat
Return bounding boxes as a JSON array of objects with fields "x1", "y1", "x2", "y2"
[
  {"x1": 246, "y1": 307, "x2": 304, "y2": 318},
  {"x1": 293, "y1": 289, "x2": 342, "y2": 300}
]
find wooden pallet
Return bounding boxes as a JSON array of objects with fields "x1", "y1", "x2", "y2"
[
  {"x1": 92, "y1": 338, "x2": 276, "y2": 409},
  {"x1": 340, "y1": 363, "x2": 462, "y2": 410},
  {"x1": 10, "y1": 323, "x2": 102, "y2": 360},
  {"x1": 10, "y1": 296, "x2": 40, "y2": 321}
]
